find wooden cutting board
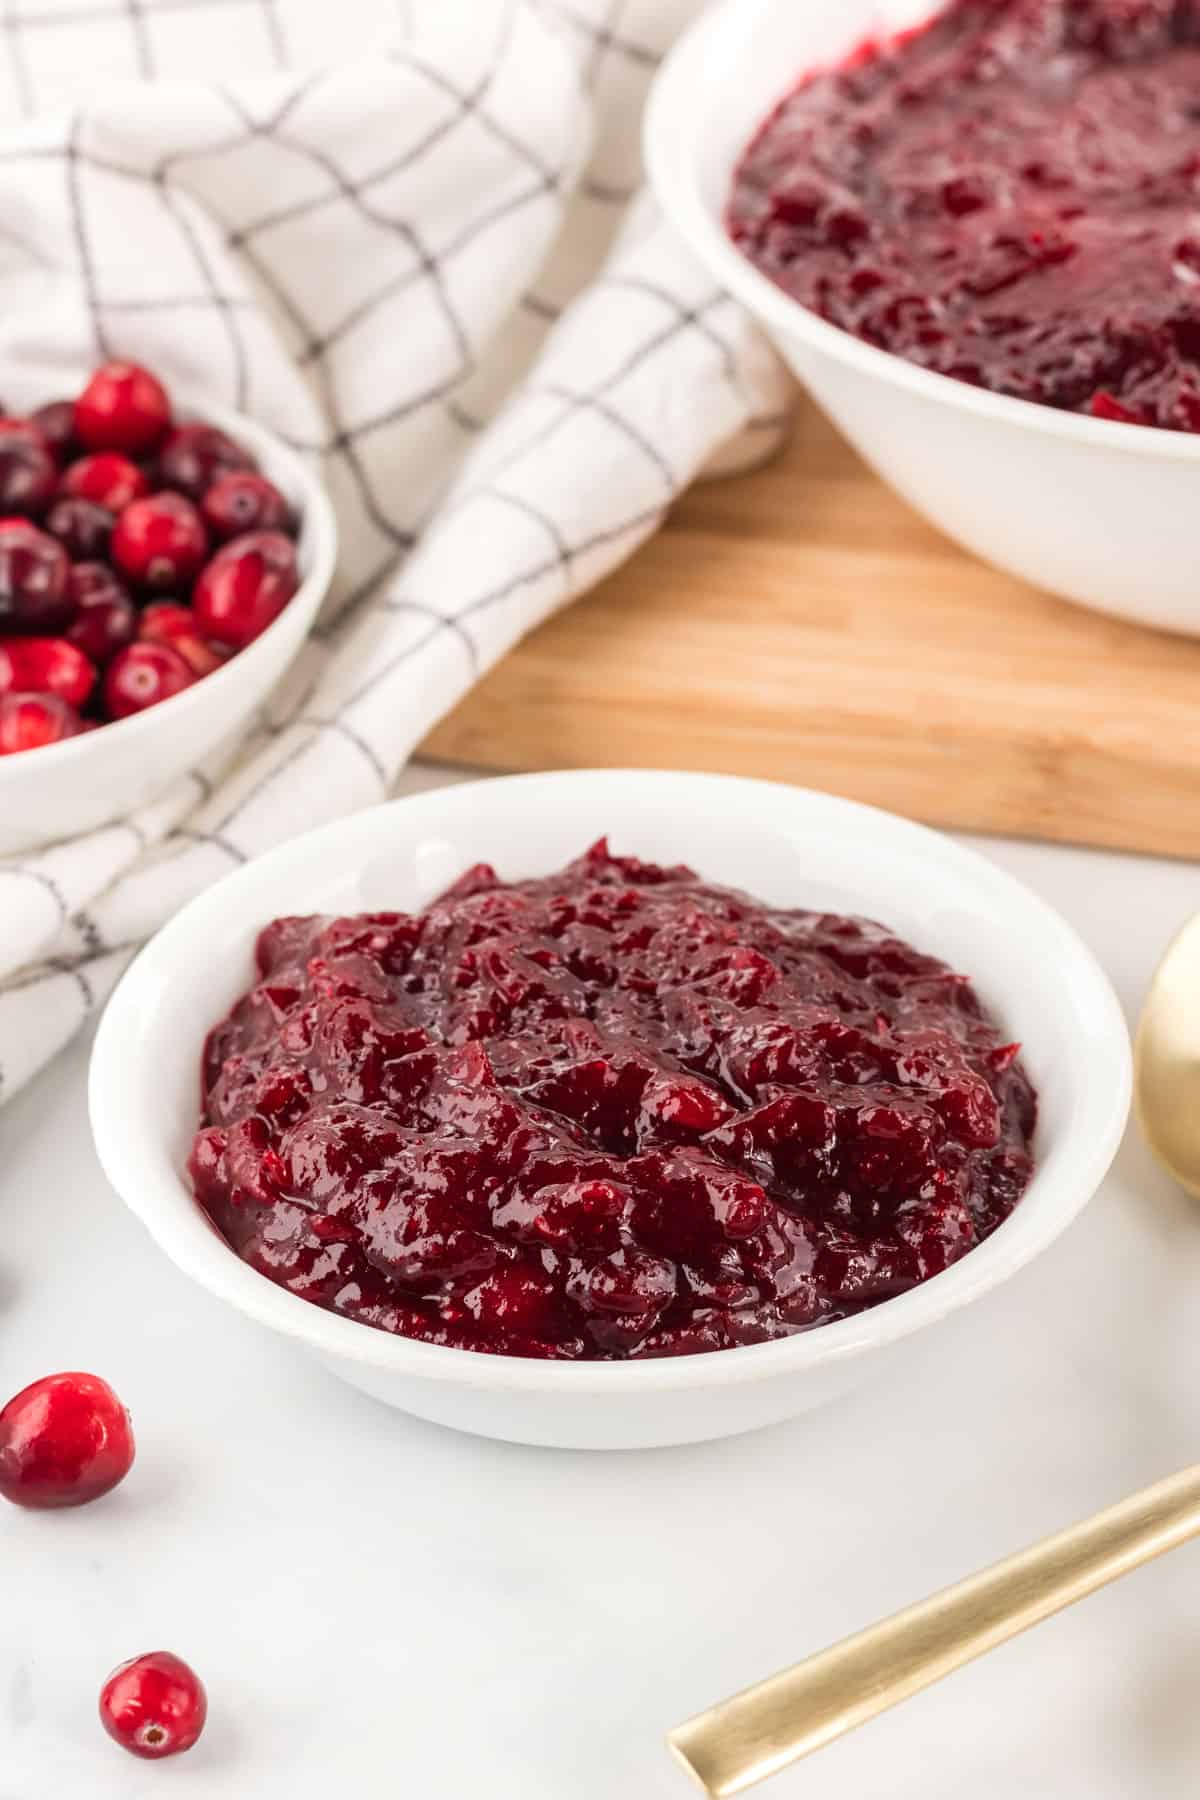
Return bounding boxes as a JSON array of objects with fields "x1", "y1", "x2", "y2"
[{"x1": 422, "y1": 397, "x2": 1200, "y2": 861}]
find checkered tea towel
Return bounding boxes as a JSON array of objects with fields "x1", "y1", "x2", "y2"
[{"x1": 0, "y1": 0, "x2": 788, "y2": 1105}]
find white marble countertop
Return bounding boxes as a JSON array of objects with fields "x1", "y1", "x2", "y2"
[{"x1": 4, "y1": 764, "x2": 1200, "y2": 1798}]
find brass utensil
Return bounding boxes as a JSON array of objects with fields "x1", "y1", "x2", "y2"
[{"x1": 668, "y1": 1465, "x2": 1200, "y2": 1795}]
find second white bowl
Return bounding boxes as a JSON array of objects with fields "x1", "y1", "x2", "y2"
[
  {"x1": 645, "y1": 0, "x2": 1200, "y2": 636},
  {"x1": 0, "y1": 395, "x2": 336, "y2": 855},
  {"x1": 89, "y1": 771, "x2": 1130, "y2": 1450}
]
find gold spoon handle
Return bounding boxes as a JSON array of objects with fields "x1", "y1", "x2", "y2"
[{"x1": 668, "y1": 1464, "x2": 1200, "y2": 1797}]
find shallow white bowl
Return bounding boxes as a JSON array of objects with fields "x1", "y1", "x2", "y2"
[
  {"x1": 0, "y1": 395, "x2": 336, "y2": 854},
  {"x1": 90, "y1": 770, "x2": 1130, "y2": 1450},
  {"x1": 646, "y1": 0, "x2": 1200, "y2": 636}
]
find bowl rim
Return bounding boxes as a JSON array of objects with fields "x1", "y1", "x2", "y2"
[
  {"x1": 0, "y1": 393, "x2": 338, "y2": 780},
  {"x1": 644, "y1": 0, "x2": 1200, "y2": 464},
  {"x1": 88, "y1": 769, "x2": 1133, "y2": 1397}
]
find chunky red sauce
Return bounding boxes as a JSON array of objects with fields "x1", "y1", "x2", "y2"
[
  {"x1": 729, "y1": 0, "x2": 1200, "y2": 430},
  {"x1": 190, "y1": 844, "x2": 1036, "y2": 1361}
]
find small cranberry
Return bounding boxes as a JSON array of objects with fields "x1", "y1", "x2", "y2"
[
  {"x1": 0, "y1": 420, "x2": 58, "y2": 514},
  {"x1": 193, "y1": 530, "x2": 299, "y2": 649},
  {"x1": 0, "y1": 522, "x2": 71, "y2": 632},
  {"x1": 66, "y1": 564, "x2": 137, "y2": 664},
  {"x1": 99, "y1": 1652, "x2": 206, "y2": 1760},
  {"x1": 139, "y1": 602, "x2": 224, "y2": 675},
  {"x1": 111, "y1": 492, "x2": 208, "y2": 592},
  {"x1": 158, "y1": 422, "x2": 254, "y2": 500},
  {"x1": 30, "y1": 399, "x2": 79, "y2": 463},
  {"x1": 583, "y1": 1248, "x2": 677, "y2": 1316},
  {"x1": 75, "y1": 361, "x2": 171, "y2": 456},
  {"x1": 0, "y1": 635, "x2": 96, "y2": 707},
  {"x1": 201, "y1": 471, "x2": 292, "y2": 540},
  {"x1": 0, "y1": 691, "x2": 83, "y2": 753},
  {"x1": 1090, "y1": 390, "x2": 1144, "y2": 425},
  {"x1": 103, "y1": 640, "x2": 196, "y2": 719},
  {"x1": 45, "y1": 495, "x2": 114, "y2": 560},
  {"x1": 0, "y1": 1372, "x2": 134, "y2": 1507},
  {"x1": 61, "y1": 453, "x2": 149, "y2": 513}
]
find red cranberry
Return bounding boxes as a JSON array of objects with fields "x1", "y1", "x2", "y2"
[
  {"x1": 0, "y1": 1372, "x2": 134, "y2": 1507},
  {"x1": 0, "y1": 691, "x2": 83, "y2": 753},
  {"x1": 46, "y1": 495, "x2": 114, "y2": 560},
  {"x1": 581, "y1": 1248, "x2": 677, "y2": 1317},
  {"x1": 157, "y1": 422, "x2": 254, "y2": 500},
  {"x1": 0, "y1": 521, "x2": 71, "y2": 632},
  {"x1": 66, "y1": 564, "x2": 137, "y2": 663},
  {"x1": 30, "y1": 399, "x2": 79, "y2": 463},
  {"x1": 0, "y1": 420, "x2": 58, "y2": 515},
  {"x1": 139, "y1": 602, "x2": 224, "y2": 675},
  {"x1": 99, "y1": 1652, "x2": 206, "y2": 1760},
  {"x1": 201, "y1": 471, "x2": 292, "y2": 540},
  {"x1": 0, "y1": 635, "x2": 95, "y2": 707},
  {"x1": 1090, "y1": 391, "x2": 1144, "y2": 425},
  {"x1": 112, "y1": 492, "x2": 208, "y2": 592},
  {"x1": 104, "y1": 641, "x2": 196, "y2": 719},
  {"x1": 61, "y1": 452, "x2": 149, "y2": 513},
  {"x1": 75, "y1": 361, "x2": 171, "y2": 456},
  {"x1": 193, "y1": 530, "x2": 299, "y2": 649}
]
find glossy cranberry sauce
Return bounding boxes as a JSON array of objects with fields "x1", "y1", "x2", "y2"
[
  {"x1": 190, "y1": 844, "x2": 1036, "y2": 1361},
  {"x1": 729, "y1": 0, "x2": 1200, "y2": 429}
]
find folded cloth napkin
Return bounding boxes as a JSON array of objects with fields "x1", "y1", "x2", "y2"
[{"x1": 0, "y1": 0, "x2": 788, "y2": 1105}]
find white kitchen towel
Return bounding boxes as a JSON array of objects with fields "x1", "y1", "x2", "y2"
[{"x1": 0, "y1": 0, "x2": 788, "y2": 1105}]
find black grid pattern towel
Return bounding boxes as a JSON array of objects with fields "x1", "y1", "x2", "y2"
[{"x1": 0, "y1": 0, "x2": 788, "y2": 1102}]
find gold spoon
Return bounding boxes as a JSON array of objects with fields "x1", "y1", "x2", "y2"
[
  {"x1": 666, "y1": 918, "x2": 1200, "y2": 1797},
  {"x1": 668, "y1": 1465, "x2": 1200, "y2": 1795},
  {"x1": 1134, "y1": 911, "x2": 1200, "y2": 1203}
]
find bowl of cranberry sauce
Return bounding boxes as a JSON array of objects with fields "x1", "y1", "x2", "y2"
[
  {"x1": 90, "y1": 773, "x2": 1130, "y2": 1449},
  {"x1": 646, "y1": 0, "x2": 1200, "y2": 635},
  {"x1": 0, "y1": 365, "x2": 335, "y2": 853}
]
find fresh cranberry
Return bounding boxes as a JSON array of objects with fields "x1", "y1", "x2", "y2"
[
  {"x1": 0, "y1": 635, "x2": 95, "y2": 707},
  {"x1": 30, "y1": 399, "x2": 78, "y2": 463},
  {"x1": 61, "y1": 453, "x2": 149, "y2": 513},
  {"x1": 111, "y1": 492, "x2": 208, "y2": 592},
  {"x1": 0, "y1": 521, "x2": 71, "y2": 632},
  {"x1": 46, "y1": 495, "x2": 114, "y2": 560},
  {"x1": 158, "y1": 422, "x2": 254, "y2": 500},
  {"x1": 139, "y1": 602, "x2": 224, "y2": 675},
  {"x1": 0, "y1": 420, "x2": 58, "y2": 514},
  {"x1": 66, "y1": 564, "x2": 137, "y2": 664},
  {"x1": 104, "y1": 640, "x2": 196, "y2": 719},
  {"x1": 0, "y1": 691, "x2": 83, "y2": 753},
  {"x1": 193, "y1": 530, "x2": 299, "y2": 649},
  {"x1": 75, "y1": 361, "x2": 171, "y2": 456},
  {"x1": 0, "y1": 1372, "x2": 134, "y2": 1507},
  {"x1": 201, "y1": 471, "x2": 292, "y2": 541},
  {"x1": 99, "y1": 1652, "x2": 206, "y2": 1760}
]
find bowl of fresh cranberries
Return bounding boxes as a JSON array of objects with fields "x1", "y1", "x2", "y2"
[
  {"x1": 646, "y1": 0, "x2": 1200, "y2": 636},
  {"x1": 89, "y1": 771, "x2": 1130, "y2": 1450},
  {"x1": 0, "y1": 360, "x2": 336, "y2": 852}
]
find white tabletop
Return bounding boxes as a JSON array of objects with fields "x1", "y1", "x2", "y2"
[{"x1": 4, "y1": 762, "x2": 1200, "y2": 1799}]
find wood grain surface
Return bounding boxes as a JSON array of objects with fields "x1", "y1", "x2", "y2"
[{"x1": 422, "y1": 397, "x2": 1200, "y2": 860}]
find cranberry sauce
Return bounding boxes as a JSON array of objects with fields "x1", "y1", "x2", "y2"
[
  {"x1": 190, "y1": 843, "x2": 1036, "y2": 1362},
  {"x1": 729, "y1": 0, "x2": 1200, "y2": 430}
]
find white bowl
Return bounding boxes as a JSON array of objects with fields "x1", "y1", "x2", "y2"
[
  {"x1": 89, "y1": 771, "x2": 1130, "y2": 1450},
  {"x1": 0, "y1": 396, "x2": 337, "y2": 854},
  {"x1": 645, "y1": 0, "x2": 1200, "y2": 636}
]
